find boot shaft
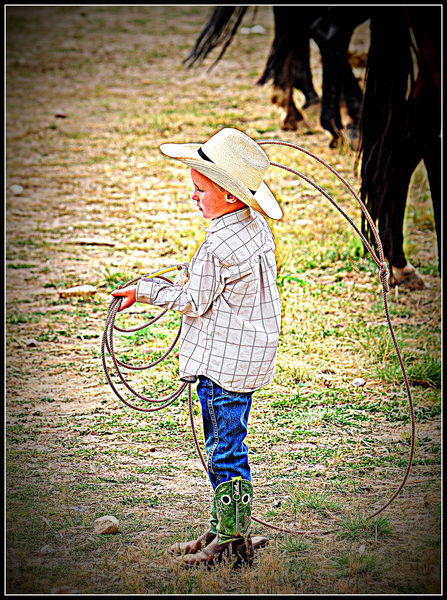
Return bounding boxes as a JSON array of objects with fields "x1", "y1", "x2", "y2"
[{"x1": 214, "y1": 477, "x2": 253, "y2": 544}]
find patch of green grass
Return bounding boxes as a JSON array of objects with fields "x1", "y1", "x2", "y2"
[
  {"x1": 376, "y1": 354, "x2": 441, "y2": 388},
  {"x1": 328, "y1": 477, "x2": 367, "y2": 495},
  {"x1": 120, "y1": 495, "x2": 159, "y2": 507},
  {"x1": 416, "y1": 260, "x2": 439, "y2": 276},
  {"x1": 36, "y1": 331, "x2": 59, "y2": 342},
  {"x1": 289, "y1": 489, "x2": 343, "y2": 516},
  {"x1": 134, "y1": 465, "x2": 178, "y2": 475},
  {"x1": 338, "y1": 514, "x2": 394, "y2": 540},
  {"x1": 6, "y1": 312, "x2": 37, "y2": 324},
  {"x1": 7, "y1": 263, "x2": 37, "y2": 269},
  {"x1": 359, "y1": 327, "x2": 395, "y2": 363},
  {"x1": 333, "y1": 551, "x2": 385, "y2": 577},
  {"x1": 276, "y1": 536, "x2": 310, "y2": 553},
  {"x1": 100, "y1": 268, "x2": 135, "y2": 290}
]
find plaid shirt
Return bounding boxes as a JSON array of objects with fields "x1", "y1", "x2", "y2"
[{"x1": 136, "y1": 207, "x2": 281, "y2": 392}]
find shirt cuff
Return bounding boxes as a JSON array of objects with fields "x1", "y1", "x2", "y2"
[{"x1": 136, "y1": 276, "x2": 156, "y2": 304}]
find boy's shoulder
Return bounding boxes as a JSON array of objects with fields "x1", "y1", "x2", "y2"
[{"x1": 205, "y1": 209, "x2": 274, "y2": 266}]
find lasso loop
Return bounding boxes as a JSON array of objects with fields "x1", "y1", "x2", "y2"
[{"x1": 101, "y1": 141, "x2": 415, "y2": 536}]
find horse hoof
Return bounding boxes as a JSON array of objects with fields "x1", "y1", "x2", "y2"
[
  {"x1": 280, "y1": 119, "x2": 299, "y2": 131},
  {"x1": 390, "y1": 264, "x2": 425, "y2": 289}
]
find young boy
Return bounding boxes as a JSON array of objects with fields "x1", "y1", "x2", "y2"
[{"x1": 112, "y1": 127, "x2": 283, "y2": 566}]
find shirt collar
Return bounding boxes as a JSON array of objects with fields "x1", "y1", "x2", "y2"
[{"x1": 201, "y1": 207, "x2": 254, "y2": 233}]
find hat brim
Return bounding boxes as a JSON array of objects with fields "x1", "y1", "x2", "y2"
[{"x1": 160, "y1": 142, "x2": 283, "y2": 220}]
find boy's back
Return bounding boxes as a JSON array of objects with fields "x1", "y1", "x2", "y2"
[
  {"x1": 137, "y1": 206, "x2": 281, "y2": 392},
  {"x1": 183, "y1": 206, "x2": 281, "y2": 391}
]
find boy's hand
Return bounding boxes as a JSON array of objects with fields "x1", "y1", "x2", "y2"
[{"x1": 111, "y1": 285, "x2": 137, "y2": 311}]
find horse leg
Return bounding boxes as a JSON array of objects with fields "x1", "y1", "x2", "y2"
[
  {"x1": 310, "y1": 14, "x2": 348, "y2": 148},
  {"x1": 281, "y1": 95, "x2": 306, "y2": 131},
  {"x1": 259, "y1": 7, "x2": 312, "y2": 131},
  {"x1": 337, "y1": 33, "x2": 364, "y2": 150},
  {"x1": 302, "y1": 89, "x2": 320, "y2": 111},
  {"x1": 381, "y1": 151, "x2": 426, "y2": 289},
  {"x1": 336, "y1": 12, "x2": 369, "y2": 149},
  {"x1": 311, "y1": 9, "x2": 369, "y2": 148},
  {"x1": 270, "y1": 40, "x2": 319, "y2": 130},
  {"x1": 291, "y1": 38, "x2": 320, "y2": 110},
  {"x1": 271, "y1": 79, "x2": 305, "y2": 131},
  {"x1": 271, "y1": 6, "x2": 321, "y2": 110},
  {"x1": 311, "y1": 38, "x2": 343, "y2": 147},
  {"x1": 423, "y1": 147, "x2": 441, "y2": 273},
  {"x1": 407, "y1": 7, "x2": 441, "y2": 272}
]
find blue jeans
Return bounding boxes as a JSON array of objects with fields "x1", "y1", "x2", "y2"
[{"x1": 197, "y1": 376, "x2": 253, "y2": 490}]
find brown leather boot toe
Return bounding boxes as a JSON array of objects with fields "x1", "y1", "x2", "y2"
[
  {"x1": 169, "y1": 530, "x2": 216, "y2": 555},
  {"x1": 178, "y1": 536, "x2": 253, "y2": 568}
]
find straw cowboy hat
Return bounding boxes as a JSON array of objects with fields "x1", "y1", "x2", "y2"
[{"x1": 160, "y1": 127, "x2": 283, "y2": 220}]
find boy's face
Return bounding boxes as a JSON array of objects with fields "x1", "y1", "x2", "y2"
[{"x1": 190, "y1": 168, "x2": 244, "y2": 219}]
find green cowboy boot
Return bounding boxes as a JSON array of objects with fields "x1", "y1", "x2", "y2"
[
  {"x1": 179, "y1": 477, "x2": 266, "y2": 567},
  {"x1": 215, "y1": 476, "x2": 252, "y2": 544},
  {"x1": 169, "y1": 496, "x2": 218, "y2": 555}
]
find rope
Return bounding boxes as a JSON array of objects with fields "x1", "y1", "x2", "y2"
[
  {"x1": 101, "y1": 140, "x2": 416, "y2": 536},
  {"x1": 101, "y1": 268, "x2": 188, "y2": 412}
]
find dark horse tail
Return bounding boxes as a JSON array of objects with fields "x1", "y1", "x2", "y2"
[
  {"x1": 358, "y1": 9, "x2": 414, "y2": 255},
  {"x1": 183, "y1": 7, "x2": 249, "y2": 68}
]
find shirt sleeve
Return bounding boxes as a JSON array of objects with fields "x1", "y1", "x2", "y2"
[{"x1": 136, "y1": 244, "x2": 224, "y2": 317}]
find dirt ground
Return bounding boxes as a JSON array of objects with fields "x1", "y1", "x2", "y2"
[{"x1": 6, "y1": 6, "x2": 441, "y2": 595}]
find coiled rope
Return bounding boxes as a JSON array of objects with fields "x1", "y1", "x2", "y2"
[{"x1": 101, "y1": 140, "x2": 416, "y2": 536}]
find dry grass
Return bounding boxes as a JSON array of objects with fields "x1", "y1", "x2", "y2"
[{"x1": 6, "y1": 6, "x2": 441, "y2": 595}]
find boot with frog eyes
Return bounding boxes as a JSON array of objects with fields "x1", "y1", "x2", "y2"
[{"x1": 178, "y1": 477, "x2": 268, "y2": 567}]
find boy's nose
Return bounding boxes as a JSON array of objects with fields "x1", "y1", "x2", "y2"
[{"x1": 192, "y1": 190, "x2": 199, "y2": 201}]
